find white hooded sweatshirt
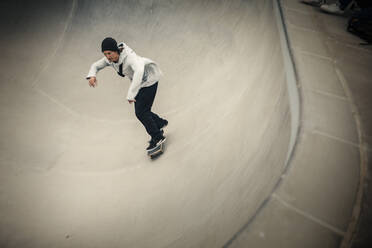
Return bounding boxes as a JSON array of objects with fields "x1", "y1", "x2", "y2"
[{"x1": 86, "y1": 42, "x2": 162, "y2": 100}]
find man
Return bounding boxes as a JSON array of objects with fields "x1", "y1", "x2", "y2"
[{"x1": 86, "y1": 37, "x2": 168, "y2": 152}]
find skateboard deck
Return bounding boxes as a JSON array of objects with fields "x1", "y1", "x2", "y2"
[
  {"x1": 147, "y1": 142, "x2": 165, "y2": 159},
  {"x1": 147, "y1": 136, "x2": 166, "y2": 159}
]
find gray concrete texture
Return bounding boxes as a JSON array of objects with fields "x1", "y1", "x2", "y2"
[{"x1": 0, "y1": 0, "x2": 366, "y2": 247}]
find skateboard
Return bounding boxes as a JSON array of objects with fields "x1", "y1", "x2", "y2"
[
  {"x1": 147, "y1": 129, "x2": 167, "y2": 159},
  {"x1": 147, "y1": 139, "x2": 166, "y2": 159}
]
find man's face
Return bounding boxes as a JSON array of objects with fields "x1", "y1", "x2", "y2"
[{"x1": 103, "y1": 50, "x2": 119, "y2": 63}]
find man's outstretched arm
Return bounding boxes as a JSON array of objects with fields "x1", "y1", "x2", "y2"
[
  {"x1": 86, "y1": 57, "x2": 108, "y2": 87},
  {"x1": 127, "y1": 57, "x2": 145, "y2": 102}
]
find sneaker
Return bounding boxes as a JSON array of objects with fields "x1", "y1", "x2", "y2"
[
  {"x1": 320, "y1": 3, "x2": 344, "y2": 15},
  {"x1": 301, "y1": 0, "x2": 323, "y2": 6},
  {"x1": 159, "y1": 119, "x2": 168, "y2": 131},
  {"x1": 146, "y1": 135, "x2": 166, "y2": 151},
  {"x1": 147, "y1": 129, "x2": 164, "y2": 143}
]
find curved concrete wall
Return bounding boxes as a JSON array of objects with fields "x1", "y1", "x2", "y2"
[{"x1": 0, "y1": 0, "x2": 295, "y2": 247}]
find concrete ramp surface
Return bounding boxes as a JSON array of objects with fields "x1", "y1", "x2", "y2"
[{"x1": 1, "y1": 0, "x2": 305, "y2": 247}]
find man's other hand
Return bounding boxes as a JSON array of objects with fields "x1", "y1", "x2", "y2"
[{"x1": 88, "y1": 77, "x2": 97, "y2": 87}]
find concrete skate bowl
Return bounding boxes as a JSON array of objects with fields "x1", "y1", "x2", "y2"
[{"x1": 0, "y1": 0, "x2": 297, "y2": 247}]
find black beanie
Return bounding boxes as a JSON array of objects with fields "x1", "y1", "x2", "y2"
[{"x1": 101, "y1": 37, "x2": 119, "y2": 53}]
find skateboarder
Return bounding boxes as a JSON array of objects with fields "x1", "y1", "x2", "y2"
[{"x1": 86, "y1": 37, "x2": 168, "y2": 152}]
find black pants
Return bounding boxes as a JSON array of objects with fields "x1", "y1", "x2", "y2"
[
  {"x1": 339, "y1": 0, "x2": 352, "y2": 9},
  {"x1": 134, "y1": 82, "x2": 164, "y2": 139}
]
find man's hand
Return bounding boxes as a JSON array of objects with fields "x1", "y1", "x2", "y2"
[
  {"x1": 128, "y1": 99, "x2": 136, "y2": 104},
  {"x1": 88, "y1": 77, "x2": 97, "y2": 87}
]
